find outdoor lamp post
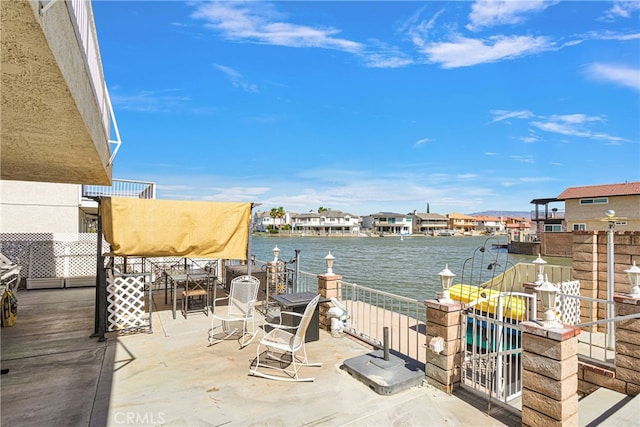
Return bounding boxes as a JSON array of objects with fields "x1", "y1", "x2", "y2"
[
  {"x1": 535, "y1": 275, "x2": 561, "y2": 328},
  {"x1": 272, "y1": 245, "x2": 280, "y2": 263},
  {"x1": 438, "y1": 264, "x2": 455, "y2": 304},
  {"x1": 533, "y1": 254, "x2": 547, "y2": 285},
  {"x1": 602, "y1": 209, "x2": 622, "y2": 349},
  {"x1": 325, "y1": 252, "x2": 335, "y2": 275},
  {"x1": 625, "y1": 261, "x2": 640, "y2": 297}
]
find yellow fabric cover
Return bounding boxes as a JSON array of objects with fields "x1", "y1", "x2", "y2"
[{"x1": 101, "y1": 198, "x2": 251, "y2": 259}]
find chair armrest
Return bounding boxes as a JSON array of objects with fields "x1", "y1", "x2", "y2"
[
  {"x1": 212, "y1": 296, "x2": 230, "y2": 304},
  {"x1": 263, "y1": 322, "x2": 298, "y2": 331},
  {"x1": 279, "y1": 311, "x2": 304, "y2": 319}
]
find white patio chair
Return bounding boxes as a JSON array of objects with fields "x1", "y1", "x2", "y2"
[
  {"x1": 249, "y1": 294, "x2": 322, "y2": 382},
  {"x1": 208, "y1": 275, "x2": 260, "y2": 348}
]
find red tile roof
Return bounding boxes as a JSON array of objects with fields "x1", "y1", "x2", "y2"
[{"x1": 557, "y1": 182, "x2": 640, "y2": 200}]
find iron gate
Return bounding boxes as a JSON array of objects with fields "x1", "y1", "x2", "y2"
[{"x1": 460, "y1": 291, "x2": 536, "y2": 404}]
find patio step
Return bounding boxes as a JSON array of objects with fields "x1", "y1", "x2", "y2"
[{"x1": 578, "y1": 387, "x2": 640, "y2": 426}]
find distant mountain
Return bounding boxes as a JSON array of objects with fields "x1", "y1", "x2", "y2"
[{"x1": 470, "y1": 211, "x2": 531, "y2": 219}]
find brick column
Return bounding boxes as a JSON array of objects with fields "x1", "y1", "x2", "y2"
[
  {"x1": 521, "y1": 322, "x2": 581, "y2": 427},
  {"x1": 424, "y1": 299, "x2": 463, "y2": 394},
  {"x1": 317, "y1": 273, "x2": 342, "y2": 332},
  {"x1": 614, "y1": 294, "x2": 640, "y2": 395}
]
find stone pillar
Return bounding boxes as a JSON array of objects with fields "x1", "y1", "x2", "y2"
[
  {"x1": 424, "y1": 299, "x2": 463, "y2": 394},
  {"x1": 614, "y1": 294, "x2": 640, "y2": 395},
  {"x1": 521, "y1": 322, "x2": 580, "y2": 427},
  {"x1": 317, "y1": 273, "x2": 342, "y2": 332}
]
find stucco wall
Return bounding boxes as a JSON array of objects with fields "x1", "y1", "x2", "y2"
[
  {"x1": 565, "y1": 195, "x2": 640, "y2": 232},
  {"x1": 0, "y1": 180, "x2": 80, "y2": 232}
]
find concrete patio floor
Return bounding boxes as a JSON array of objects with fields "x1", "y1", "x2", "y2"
[{"x1": 1, "y1": 287, "x2": 521, "y2": 427}]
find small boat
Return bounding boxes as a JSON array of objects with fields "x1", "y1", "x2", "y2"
[
  {"x1": 437, "y1": 229, "x2": 456, "y2": 237},
  {"x1": 449, "y1": 283, "x2": 527, "y2": 321}
]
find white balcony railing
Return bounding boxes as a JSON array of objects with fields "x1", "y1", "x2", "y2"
[{"x1": 60, "y1": 0, "x2": 121, "y2": 165}]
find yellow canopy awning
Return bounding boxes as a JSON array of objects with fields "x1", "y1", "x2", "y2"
[{"x1": 100, "y1": 197, "x2": 252, "y2": 259}]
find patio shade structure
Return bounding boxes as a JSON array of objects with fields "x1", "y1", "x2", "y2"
[
  {"x1": 100, "y1": 197, "x2": 252, "y2": 259},
  {"x1": 94, "y1": 197, "x2": 254, "y2": 340}
]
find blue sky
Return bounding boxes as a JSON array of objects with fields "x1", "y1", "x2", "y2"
[{"x1": 93, "y1": 0, "x2": 640, "y2": 217}]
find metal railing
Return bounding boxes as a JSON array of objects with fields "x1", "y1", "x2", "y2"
[
  {"x1": 64, "y1": 0, "x2": 121, "y2": 164},
  {"x1": 338, "y1": 280, "x2": 426, "y2": 365},
  {"x1": 480, "y1": 262, "x2": 573, "y2": 293},
  {"x1": 556, "y1": 292, "x2": 617, "y2": 366},
  {"x1": 82, "y1": 179, "x2": 156, "y2": 199},
  {"x1": 462, "y1": 291, "x2": 537, "y2": 404}
]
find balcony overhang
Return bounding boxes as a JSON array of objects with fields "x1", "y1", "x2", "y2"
[{"x1": 1, "y1": 0, "x2": 112, "y2": 185}]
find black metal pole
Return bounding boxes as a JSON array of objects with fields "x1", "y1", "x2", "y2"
[
  {"x1": 383, "y1": 326, "x2": 390, "y2": 361},
  {"x1": 96, "y1": 199, "x2": 107, "y2": 342},
  {"x1": 92, "y1": 197, "x2": 107, "y2": 340},
  {"x1": 92, "y1": 198, "x2": 101, "y2": 336}
]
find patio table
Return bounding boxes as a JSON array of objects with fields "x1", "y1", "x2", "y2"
[{"x1": 164, "y1": 269, "x2": 215, "y2": 319}]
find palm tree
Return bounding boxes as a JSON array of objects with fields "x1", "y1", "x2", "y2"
[
  {"x1": 318, "y1": 207, "x2": 329, "y2": 213},
  {"x1": 270, "y1": 207, "x2": 286, "y2": 232}
]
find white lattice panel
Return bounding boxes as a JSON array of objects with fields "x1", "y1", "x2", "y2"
[
  {"x1": 28, "y1": 241, "x2": 66, "y2": 278},
  {"x1": 66, "y1": 241, "x2": 97, "y2": 276},
  {"x1": 107, "y1": 273, "x2": 152, "y2": 332},
  {"x1": 1, "y1": 233, "x2": 110, "y2": 283},
  {"x1": 557, "y1": 280, "x2": 581, "y2": 325}
]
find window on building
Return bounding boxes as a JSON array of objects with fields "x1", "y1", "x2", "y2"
[
  {"x1": 572, "y1": 224, "x2": 586, "y2": 231},
  {"x1": 544, "y1": 224, "x2": 562, "y2": 232},
  {"x1": 579, "y1": 197, "x2": 608, "y2": 205}
]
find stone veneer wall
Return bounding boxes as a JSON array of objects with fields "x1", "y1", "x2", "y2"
[
  {"x1": 572, "y1": 231, "x2": 640, "y2": 327},
  {"x1": 541, "y1": 232, "x2": 574, "y2": 257},
  {"x1": 571, "y1": 231, "x2": 640, "y2": 397},
  {"x1": 579, "y1": 295, "x2": 640, "y2": 397}
]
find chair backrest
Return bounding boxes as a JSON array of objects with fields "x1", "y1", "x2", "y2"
[
  {"x1": 228, "y1": 275, "x2": 260, "y2": 317},
  {"x1": 291, "y1": 294, "x2": 321, "y2": 349},
  {"x1": 0, "y1": 252, "x2": 17, "y2": 269}
]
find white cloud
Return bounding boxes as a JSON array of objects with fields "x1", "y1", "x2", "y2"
[
  {"x1": 490, "y1": 110, "x2": 535, "y2": 123},
  {"x1": 422, "y1": 35, "x2": 551, "y2": 68},
  {"x1": 491, "y1": 110, "x2": 629, "y2": 144},
  {"x1": 213, "y1": 64, "x2": 259, "y2": 93},
  {"x1": 110, "y1": 89, "x2": 191, "y2": 112},
  {"x1": 414, "y1": 138, "x2": 433, "y2": 148},
  {"x1": 510, "y1": 155, "x2": 535, "y2": 164},
  {"x1": 466, "y1": 0, "x2": 556, "y2": 31},
  {"x1": 585, "y1": 63, "x2": 640, "y2": 92},
  {"x1": 192, "y1": 1, "x2": 362, "y2": 53},
  {"x1": 602, "y1": 1, "x2": 640, "y2": 20}
]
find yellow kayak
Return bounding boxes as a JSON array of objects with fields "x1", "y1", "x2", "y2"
[{"x1": 449, "y1": 284, "x2": 527, "y2": 321}]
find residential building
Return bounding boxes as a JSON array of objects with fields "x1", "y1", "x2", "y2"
[
  {"x1": 530, "y1": 197, "x2": 566, "y2": 234},
  {"x1": 409, "y1": 211, "x2": 449, "y2": 235},
  {"x1": 504, "y1": 216, "x2": 532, "y2": 242},
  {"x1": 530, "y1": 182, "x2": 640, "y2": 235},
  {"x1": 253, "y1": 210, "x2": 289, "y2": 232},
  {"x1": 557, "y1": 182, "x2": 640, "y2": 231},
  {"x1": 367, "y1": 212, "x2": 412, "y2": 235},
  {"x1": 1, "y1": 0, "x2": 124, "y2": 234},
  {"x1": 447, "y1": 213, "x2": 477, "y2": 234},
  {"x1": 1, "y1": 180, "x2": 155, "y2": 234},
  {"x1": 290, "y1": 210, "x2": 360, "y2": 234},
  {"x1": 2, "y1": 0, "x2": 118, "y2": 186},
  {"x1": 473, "y1": 215, "x2": 505, "y2": 234}
]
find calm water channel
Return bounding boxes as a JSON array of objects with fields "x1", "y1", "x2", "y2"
[{"x1": 250, "y1": 235, "x2": 570, "y2": 301}]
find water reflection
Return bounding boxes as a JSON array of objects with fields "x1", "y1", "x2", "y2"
[{"x1": 250, "y1": 235, "x2": 570, "y2": 301}]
